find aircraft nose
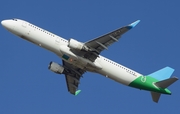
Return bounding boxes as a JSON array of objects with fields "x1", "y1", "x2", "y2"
[
  {"x1": 1, "y1": 20, "x2": 14, "y2": 31},
  {"x1": 1, "y1": 20, "x2": 11, "y2": 29},
  {"x1": 1, "y1": 20, "x2": 6, "y2": 27}
]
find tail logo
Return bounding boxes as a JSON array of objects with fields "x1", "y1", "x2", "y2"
[{"x1": 141, "y1": 76, "x2": 146, "y2": 83}]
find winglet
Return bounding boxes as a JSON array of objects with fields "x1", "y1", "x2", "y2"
[
  {"x1": 75, "y1": 90, "x2": 81, "y2": 96},
  {"x1": 127, "y1": 20, "x2": 140, "y2": 29}
]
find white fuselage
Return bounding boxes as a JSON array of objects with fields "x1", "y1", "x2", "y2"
[{"x1": 2, "y1": 19, "x2": 142, "y2": 86}]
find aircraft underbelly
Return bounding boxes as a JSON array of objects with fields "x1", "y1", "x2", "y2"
[
  {"x1": 19, "y1": 27, "x2": 63, "y2": 55},
  {"x1": 97, "y1": 59, "x2": 141, "y2": 85},
  {"x1": 59, "y1": 45, "x2": 102, "y2": 71},
  {"x1": 99, "y1": 70, "x2": 134, "y2": 85}
]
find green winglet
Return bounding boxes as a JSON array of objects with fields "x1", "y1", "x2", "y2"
[{"x1": 75, "y1": 90, "x2": 81, "y2": 96}]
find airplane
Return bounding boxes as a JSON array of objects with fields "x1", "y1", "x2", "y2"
[{"x1": 1, "y1": 18, "x2": 178, "y2": 103}]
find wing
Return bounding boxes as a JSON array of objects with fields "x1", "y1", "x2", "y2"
[
  {"x1": 63, "y1": 60, "x2": 85, "y2": 95},
  {"x1": 83, "y1": 20, "x2": 140, "y2": 61}
]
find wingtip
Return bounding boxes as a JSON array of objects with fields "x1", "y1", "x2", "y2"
[
  {"x1": 75, "y1": 90, "x2": 81, "y2": 96},
  {"x1": 127, "y1": 20, "x2": 141, "y2": 29}
]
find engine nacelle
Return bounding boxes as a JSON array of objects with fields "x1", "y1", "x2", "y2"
[
  {"x1": 68, "y1": 39, "x2": 88, "y2": 51},
  {"x1": 48, "y1": 61, "x2": 64, "y2": 74}
]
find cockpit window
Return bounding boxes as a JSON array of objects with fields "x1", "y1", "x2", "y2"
[{"x1": 12, "y1": 18, "x2": 17, "y2": 21}]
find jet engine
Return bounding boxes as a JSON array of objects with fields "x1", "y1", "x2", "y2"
[
  {"x1": 48, "y1": 61, "x2": 64, "y2": 74},
  {"x1": 68, "y1": 39, "x2": 88, "y2": 51}
]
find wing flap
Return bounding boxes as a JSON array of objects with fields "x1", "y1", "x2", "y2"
[
  {"x1": 83, "y1": 20, "x2": 140, "y2": 61},
  {"x1": 63, "y1": 61, "x2": 85, "y2": 95},
  {"x1": 85, "y1": 20, "x2": 140, "y2": 51},
  {"x1": 85, "y1": 26, "x2": 128, "y2": 52},
  {"x1": 65, "y1": 75, "x2": 77, "y2": 94}
]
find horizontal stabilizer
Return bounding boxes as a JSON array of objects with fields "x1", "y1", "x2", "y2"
[
  {"x1": 151, "y1": 92, "x2": 161, "y2": 103},
  {"x1": 155, "y1": 77, "x2": 178, "y2": 89}
]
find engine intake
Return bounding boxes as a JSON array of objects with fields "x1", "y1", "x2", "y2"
[{"x1": 48, "y1": 61, "x2": 64, "y2": 74}]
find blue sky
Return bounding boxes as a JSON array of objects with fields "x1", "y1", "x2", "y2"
[{"x1": 0, "y1": 0, "x2": 180, "y2": 113}]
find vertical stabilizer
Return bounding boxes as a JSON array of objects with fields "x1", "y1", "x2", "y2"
[
  {"x1": 151, "y1": 92, "x2": 161, "y2": 103},
  {"x1": 149, "y1": 67, "x2": 174, "y2": 81}
]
